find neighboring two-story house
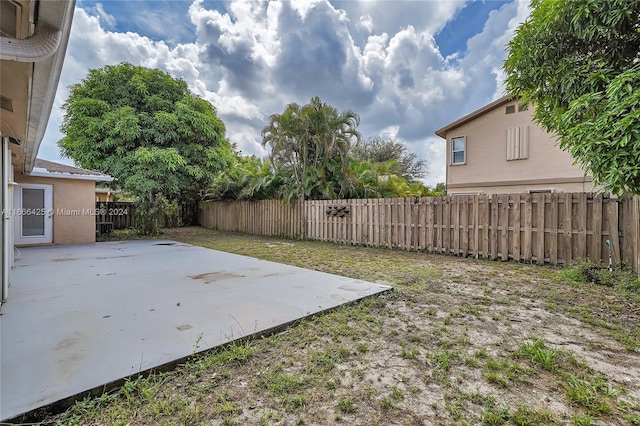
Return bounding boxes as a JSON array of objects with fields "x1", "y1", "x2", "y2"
[{"x1": 435, "y1": 96, "x2": 594, "y2": 195}]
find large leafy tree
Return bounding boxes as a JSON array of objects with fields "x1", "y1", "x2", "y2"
[
  {"x1": 59, "y1": 63, "x2": 234, "y2": 233},
  {"x1": 504, "y1": 0, "x2": 640, "y2": 195},
  {"x1": 350, "y1": 136, "x2": 427, "y2": 182},
  {"x1": 261, "y1": 97, "x2": 362, "y2": 201}
]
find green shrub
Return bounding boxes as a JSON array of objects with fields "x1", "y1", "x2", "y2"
[{"x1": 560, "y1": 262, "x2": 640, "y2": 299}]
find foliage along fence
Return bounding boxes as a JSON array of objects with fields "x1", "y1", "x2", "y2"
[{"x1": 200, "y1": 193, "x2": 640, "y2": 274}]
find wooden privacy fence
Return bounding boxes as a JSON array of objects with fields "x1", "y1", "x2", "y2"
[
  {"x1": 200, "y1": 199, "x2": 304, "y2": 239},
  {"x1": 200, "y1": 193, "x2": 640, "y2": 273},
  {"x1": 95, "y1": 202, "x2": 199, "y2": 230},
  {"x1": 95, "y1": 202, "x2": 137, "y2": 229}
]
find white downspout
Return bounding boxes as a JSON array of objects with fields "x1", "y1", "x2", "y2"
[
  {"x1": 2, "y1": 137, "x2": 10, "y2": 302},
  {"x1": 0, "y1": 22, "x2": 62, "y2": 62}
]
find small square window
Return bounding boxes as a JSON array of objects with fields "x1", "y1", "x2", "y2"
[
  {"x1": 505, "y1": 105, "x2": 516, "y2": 114},
  {"x1": 451, "y1": 137, "x2": 465, "y2": 165},
  {"x1": 518, "y1": 104, "x2": 528, "y2": 112}
]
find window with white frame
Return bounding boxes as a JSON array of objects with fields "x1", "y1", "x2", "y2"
[{"x1": 451, "y1": 136, "x2": 466, "y2": 165}]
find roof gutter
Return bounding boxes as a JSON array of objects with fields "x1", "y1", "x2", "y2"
[
  {"x1": 22, "y1": 0, "x2": 77, "y2": 174},
  {"x1": 28, "y1": 169, "x2": 114, "y2": 182},
  {"x1": 434, "y1": 96, "x2": 513, "y2": 139}
]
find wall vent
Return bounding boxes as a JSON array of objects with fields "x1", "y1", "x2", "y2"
[
  {"x1": 0, "y1": 96, "x2": 14, "y2": 112},
  {"x1": 0, "y1": 0, "x2": 19, "y2": 38}
]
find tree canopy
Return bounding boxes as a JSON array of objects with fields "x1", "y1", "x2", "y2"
[
  {"x1": 261, "y1": 97, "x2": 362, "y2": 201},
  {"x1": 504, "y1": 0, "x2": 640, "y2": 195},
  {"x1": 205, "y1": 155, "x2": 444, "y2": 202},
  {"x1": 207, "y1": 97, "x2": 441, "y2": 202},
  {"x1": 350, "y1": 136, "x2": 427, "y2": 182},
  {"x1": 59, "y1": 63, "x2": 234, "y2": 232}
]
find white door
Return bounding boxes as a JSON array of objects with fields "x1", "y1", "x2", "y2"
[{"x1": 14, "y1": 184, "x2": 53, "y2": 244}]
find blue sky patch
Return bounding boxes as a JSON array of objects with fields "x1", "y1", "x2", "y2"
[{"x1": 435, "y1": 0, "x2": 511, "y2": 58}]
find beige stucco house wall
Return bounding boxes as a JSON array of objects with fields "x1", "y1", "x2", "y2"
[
  {"x1": 435, "y1": 97, "x2": 593, "y2": 195},
  {"x1": 14, "y1": 159, "x2": 112, "y2": 245},
  {"x1": 15, "y1": 175, "x2": 95, "y2": 245}
]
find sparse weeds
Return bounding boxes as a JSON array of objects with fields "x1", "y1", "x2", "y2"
[
  {"x1": 379, "y1": 386, "x2": 405, "y2": 411},
  {"x1": 213, "y1": 393, "x2": 241, "y2": 415},
  {"x1": 335, "y1": 394, "x2": 357, "y2": 414},
  {"x1": 510, "y1": 404, "x2": 556, "y2": 425},
  {"x1": 356, "y1": 342, "x2": 369, "y2": 353},
  {"x1": 259, "y1": 371, "x2": 309, "y2": 397},
  {"x1": 185, "y1": 339, "x2": 254, "y2": 374},
  {"x1": 572, "y1": 413, "x2": 595, "y2": 425},
  {"x1": 463, "y1": 355, "x2": 480, "y2": 367},
  {"x1": 482, "y1": 404, "x2": 511, "y2": 425},
  {"x1": 559, "y1": 262, "x2": 640, "y2": 301},
  {"x1": 390, "y1": 386, "x2": 404, "y2": 402},
  {"x1": 611, "y1": 330, "x2": 640, "y2": 352},
  {"x1": 482, "y1": 403, "x2": 556, "y2": 425},
  {"x1": 310, "y1": 346, "x2": 349, "y2": 372},
  {"x1": 379, "y1": 396, "x2": 394, "y2": 411},
  {"x1": 563, "y1": 373, "x2": 615, "y2": 415},
  {"x1": 431, "y1": 350, "x2": 455, "y2": 370},
  {"x1": 399, "y1": 342, "x2": 419, "y2": 360},
  {"x1": 517, "y1": 338, "x2": 560, "y2": 371}
]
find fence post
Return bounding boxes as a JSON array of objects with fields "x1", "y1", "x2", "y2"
[
  {"x1": 633, "y1": 195, "x2": 640, "y2": 277},
  {"x1": 606, "y1": 199, "x2": 621, "y2": 266}
]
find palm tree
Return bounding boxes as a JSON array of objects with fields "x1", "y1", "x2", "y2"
[{"x1": 261, "y1": 97, "x2": 362, "y2": 201}]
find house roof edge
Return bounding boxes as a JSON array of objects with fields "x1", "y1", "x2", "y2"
[{"x1": 434, "y1": 95, "x2": 514, "y2": 139}]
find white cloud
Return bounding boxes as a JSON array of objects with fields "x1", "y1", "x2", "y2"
[
  {"x1": 91, "y1": 3, "x2": 116, "y2": 28},
  {"x1": 289, "y1": 0, "x2": 326, "y2": 20},
  {"x1": 357, "y1": 14, "x2": 373, "y2": 34},
  {"x1": 457, "y1": 0, "x2": 529, "y2": 110},
  {"x1": 40, "y1": 0, "x2": 529, "y2": 189},
  {"x1": 379, "y1": 125, "x2": 400, "y2": 139},
  {"x1": 422, "y1": 136, "x2": 447, "y2": 186}
]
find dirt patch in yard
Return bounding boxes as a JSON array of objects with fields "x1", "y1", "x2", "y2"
[{"x1": 48, "y1": 227, "x2": 640, "y2": 425}]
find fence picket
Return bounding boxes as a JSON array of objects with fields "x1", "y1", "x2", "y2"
[
  {"x1": 481, "y1": 195, "x2": 489, "y2": 258},
  {"x1": 461, "y1": 196, "x2": 469, "y2": 257},
  {"x1": 576, "y1": 193, "x2": 587, "y2": 260},
  {"x1": 499, "y1": 194, "x2": 509, "y2": 261},
  {"x1": 563, "y1": 193, "x2": 573, "y2": 264},
  {"x1": 490, "y1": 195, "x2": 499, "y2": 260},
  {"x1": 472, "y1": 195, "x2": 479, "y2": 257},
  {"x1": 427, "y1": 198, "x2": 434, "y2": 252},
  {"x1": 452, "y1": 197, "x2": 460, "y2": 255},
  {"x1": 632, "y1": 196, "x2": 640, "y2": 276},
  {"x1": 607, "y1": 201, "x2": 621, "y2": 265},
  {"x1": 512, "y1": 194, "x2": 521, "y2": 262},
  {"x1": 523, "y1": 193, "x2": 532, "y2": 262},
  {"x1": 535, "y1": 193, "x2": 545, "y2": 264},
  {"x1": 549, "y1": 194, "x2": 559, "y2": 265}
]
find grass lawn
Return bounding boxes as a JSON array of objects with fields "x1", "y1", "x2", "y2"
[{"x1": 52, "y1": 226, "x2": 640, "y2": 425}]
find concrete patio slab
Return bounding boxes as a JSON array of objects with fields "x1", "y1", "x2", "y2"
[{"x1": 0, "y1": 240, "x2": 391, "y2": 421}]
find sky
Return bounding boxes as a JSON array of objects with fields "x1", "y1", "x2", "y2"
[{"x1": 39, "y1": 0, "x2": 531, "y2": 187}]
